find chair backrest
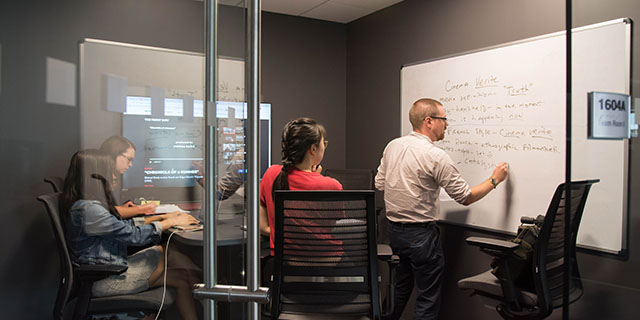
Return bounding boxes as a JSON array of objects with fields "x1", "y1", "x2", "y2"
[
  {"x1": 533, "y1": 179, "x2": 599, "y2": 316},
  {"x1": 324, "y1": 169, "x2": 387, "y2": 240},
  {"x1": 44, "y1": 176, "x2": 64, "y2": 193},
  {"x1": 37, "y1": 192, "x2": 74, "y2": 320},
  {"x1": 271, "y1": 190, "x2": 380, "y2": 319},
  {"x1": 323, "y1": 169, "x2": 374, "y2": 190}
]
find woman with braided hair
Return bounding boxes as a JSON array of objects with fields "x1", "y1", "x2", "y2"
[{"x1": 259, "y1": 117, "x2": 342, "y2": 254}]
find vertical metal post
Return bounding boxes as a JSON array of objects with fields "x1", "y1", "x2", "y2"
[
  {"x1": 204, "y1": 0, "x2": 218, "y2": 319},
  {"x1": 246, "y1": 0, "x2": 261, "y2": 319},
  {"x1": 563, "y1": 0, "x2": 572, "y2": 319}
]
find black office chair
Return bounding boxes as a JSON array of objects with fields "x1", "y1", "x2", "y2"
[
  {"x1": 44, "y1": 176, "x2": 64, "y2": 193},
  {"x1": 323, "y1": 168, "x2": 382, "y2": 220},
  {"x1": 322, "y1": 169, "x2": 395, "y2": 310},
  {"x1": 270, "y1": 190, "x2": 397, "y2": 319},
  {"x1": 457, "y1": 179, "x2": 599, "y2": 320},
  {"x1": 37, "y1": 193, "x2": 174, "y2": 320},
  {"x1": 323, "y1": 169, "x2": 374, "y2": 190}
]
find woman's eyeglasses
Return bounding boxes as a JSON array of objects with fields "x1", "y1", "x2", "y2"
[{"x1": 120, "y1": 154, "x2": 134, "y2": 164}]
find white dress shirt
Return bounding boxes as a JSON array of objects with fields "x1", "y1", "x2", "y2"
[{"x1": 375, "y1": 131, "x2": 471, "y2": 223}]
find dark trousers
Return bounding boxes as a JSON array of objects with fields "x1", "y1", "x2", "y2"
[{"x1": 387, "y1": 220, "x2": 444, "y2": 320}]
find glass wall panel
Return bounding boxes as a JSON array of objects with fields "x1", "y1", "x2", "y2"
[
  {"x1": 0, "y1": 0, "x2": 213, "y2": 319},
  {"x1": 212, "y1": 1, "x2": 250, "y2": 319},
  {"x1": 12, "y1": 0, "x2": 640, "y2": 319},
  {"x1": 346, "y1": 1, "x2": 568, "y2": 319},
  {"x1": 79, "y1": 38, "x2": 212, "y2": 318},
  {"x1": 568, "y1": 0, "x2": 640, "y2": 318}
]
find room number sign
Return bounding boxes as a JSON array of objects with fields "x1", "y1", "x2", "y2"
[{"x1": 588, "y1": 91, "x2": 631, "y2": 139}]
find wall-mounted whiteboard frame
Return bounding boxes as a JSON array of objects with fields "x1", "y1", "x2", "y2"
[
  {"x1": 79, "y1": 38, "x2": 245, "y2": 149},
  {"x1": 400, "y1": 18, "x2": 631, "y2": 254},
  {"x1": 78, "y1": 39, "x2": 255, "y2": 203}
]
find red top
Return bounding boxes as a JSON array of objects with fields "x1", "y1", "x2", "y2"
[{"x1": 260, "y1": 165, "x2": 342, "y2": 253}]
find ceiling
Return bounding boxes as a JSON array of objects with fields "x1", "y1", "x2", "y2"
[{"x1": 217, "y1": 0, "x2": 404, "y2": 24}]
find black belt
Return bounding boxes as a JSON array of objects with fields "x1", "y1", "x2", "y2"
[{"x1": 387, "y1": 219, "x2": 435, "y2": 228}]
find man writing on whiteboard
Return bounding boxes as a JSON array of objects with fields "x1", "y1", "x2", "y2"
[{"x1": 375, "y1": 98, "x2": 509, "y2": 320}]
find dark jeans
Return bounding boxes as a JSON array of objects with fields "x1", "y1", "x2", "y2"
[{"x1": 387, "y1": 220, "x2": 444, "y2": 320}]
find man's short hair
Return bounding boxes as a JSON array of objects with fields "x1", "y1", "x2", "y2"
[{"x1": 409, "y1": 98, "x2": 442, "y2": 130}]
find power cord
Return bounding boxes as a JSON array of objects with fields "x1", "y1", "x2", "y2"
[
  {"x1": 153, "y1": 225, "x2": 202, "y2": 319},
  {"x1": 155, "y1": 229, "x2": 177, "y2": 320}
]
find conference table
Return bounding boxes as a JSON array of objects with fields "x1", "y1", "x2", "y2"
[
  {"x1": 168, "y1": 212, "x2": 246, "y2": 247},
  {"x1": 164, "y1": 209, "x2": 266, "y2": 320}
]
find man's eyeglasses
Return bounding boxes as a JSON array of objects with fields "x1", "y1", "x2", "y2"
[
  {"x1": 426, "y1": 115, "x2": 448, "y2": 122},
  {"x1": 120, "y1": 154, "x2": 134, "y2": 163},
  {"x1": 323, "y1": 140, "x2": 329, "y2": 148}
]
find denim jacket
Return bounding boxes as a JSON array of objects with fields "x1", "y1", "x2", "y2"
[{"x1": 67, "y1": 200, "x2": 162, "y2": 267}]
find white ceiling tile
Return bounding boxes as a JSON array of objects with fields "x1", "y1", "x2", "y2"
[
  {"x1": 331, "y1": 0, "x2": 403, "y2": 11},
  {"x1": 214, "y1": 0, "x2": 404, "y2": 23},
  {"x1": 262, "y1": 0, "x2": 326, "y2": 16},
  {"x1": 302, "y1": 1, "x2": 371, "y2": 23}
]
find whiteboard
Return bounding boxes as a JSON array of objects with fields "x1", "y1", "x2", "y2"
[
  {"x1": 79, "y1": 38, "x2": 245, "y2": 149},
  {"x1": 400, "y1": 19, "x2": 631, "y2": 254},
  {"x1": 78, "y1": 39, "x2": 250, "y2": 202}
]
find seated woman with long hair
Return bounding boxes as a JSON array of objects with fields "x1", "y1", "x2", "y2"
[
  {"x1": 60, "y1": 149, "x2": 200, "y2": 319},
  {"x1": 259, "y1": 117, "x2": 343, "y2": 255},
  {"x1": 100, "y1": 135, "x2": 157, "y2": 218}
]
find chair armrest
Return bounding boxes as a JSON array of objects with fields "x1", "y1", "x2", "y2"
[
  {"x1": 376, "y1": 244, "x2": 399, "y2": 263},
  {"x1": 376, "y1": 244, "x2": 392, "y2": 259},
  {"x1": 466, "y1": 237, "x2": 518, "y2": 251},
  {"x1": 72, "y1": 264, "x2": 129, "y2": 318},
  {"x1": 466, "y1": 237, "x2": 518, "y2": 258},
  {"x1": 75, "y1": 264, "x2": 128, "y2": 282}
]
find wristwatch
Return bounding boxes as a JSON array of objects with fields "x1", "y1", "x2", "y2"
[{"x1": 490, "y1": 177, "x2": 498, "y2": 189}]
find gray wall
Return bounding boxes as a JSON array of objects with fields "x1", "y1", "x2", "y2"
[
  {"x1": 0, "y1": 0, "x2": 345, "y2": 318},
  {"x1": 220, "y1": 7, "x2": 347, "y2": 169},
  {"x1": 346, "y1": 0, "x2": 640, "y2": 318},
  {"x1": 2, "y1": 0, "x2": 637, "y2": 318},
  {"x1": 263, "y1": 12, "x2": 347, "y2": 170},
  {"x1": 0, "y1": 1, "x2": 203, "y2": 317}
]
